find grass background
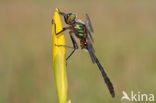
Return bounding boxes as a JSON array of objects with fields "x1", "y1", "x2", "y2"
[{"x1": 0, "y1": 0, "x2": 156, "y2": 103}]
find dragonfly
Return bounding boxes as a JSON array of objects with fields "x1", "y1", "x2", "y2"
[{"x1": 52, "y1": 9, "x2": 115, "y2": 98}]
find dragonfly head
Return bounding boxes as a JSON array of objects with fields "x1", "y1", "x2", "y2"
[{"x1": 64, "y1": 13, "x2": 76, "y2": 25}]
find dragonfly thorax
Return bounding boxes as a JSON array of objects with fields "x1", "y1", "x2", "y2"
[{"x1": 73, "y1": 22, "x2": 86, "y2": 39}]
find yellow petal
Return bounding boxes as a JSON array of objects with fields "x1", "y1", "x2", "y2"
[{"x1": 52, "y1": 8, "x2": 68, "y2": 103}]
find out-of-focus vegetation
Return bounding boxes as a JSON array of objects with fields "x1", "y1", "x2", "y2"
[{"x1": 0, "y1": 0, "x2": 156, "y2": 103}]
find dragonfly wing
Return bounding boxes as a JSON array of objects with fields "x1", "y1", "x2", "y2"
[
  {"x1": 87, "y1": 30, "x2": 94, "y2": 42},
  {"x1": 86, "y1": 13, "x2": 94, "y2": 32},
  {"x1": 85, "y1": 13, "x2": 94, "y2": 42},
  {"x1": 86, "y1": 38, "x2": 96, "y2": 63}
]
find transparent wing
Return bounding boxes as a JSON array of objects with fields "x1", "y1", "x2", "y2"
[
  {"x1": 86, "y1": 38, "x2": 95, "y2": 63},
  {"x1": 85, "y1": 13, "x2": 94, "y2": 42},
  {"x1": 86, "y1": 13, "x2": 94, "y2": 32},
  {"x1": 87, "y1": 30, "x2": 94, "y2": 42}
]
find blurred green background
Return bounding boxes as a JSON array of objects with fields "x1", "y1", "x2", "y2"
[{"x1": 0, "y1": 0, "x2": 156, "y2": 103}]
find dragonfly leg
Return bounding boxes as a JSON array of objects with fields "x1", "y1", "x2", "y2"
[
  {"x1": 55, "y1": 44, "x2": 74, "y2": 49},
  {"x1": 52, "y1": 19, "x2": 71, "y2": 35},
  {"x1": 66, "y1": 31, "x2": 78, "y2": 61},
  {"x1": 57, "y1": 9, "x2": 66, "y2": 16},
  {"x1": 51, "y1": 19, "x2": 54, "y2": 24},
  {"x1": 55, "y1": 27, "x2": 69, "y2": 35}
]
